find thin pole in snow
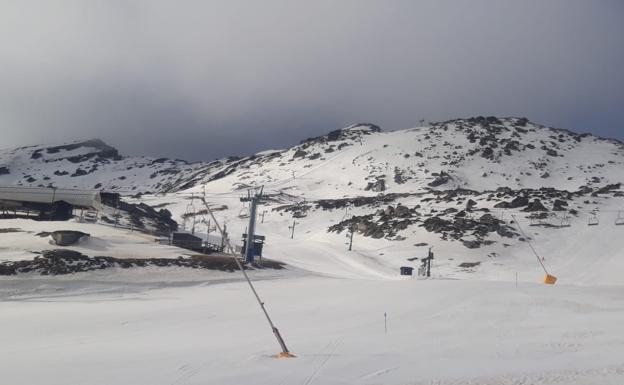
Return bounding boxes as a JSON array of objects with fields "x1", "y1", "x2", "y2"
[
  {"x1": 511, "y1": 214, "x2": 550, "y2": 275},
  {"x1": 384, "y1": 312, "x2": 387, "y2": 335},
  {"x1": 289, "y1": 220, "x2": 298, "y2": 239},
  {"x1": 515, "y1": 272, "x2": 518, "y2": 288},
  {"x1": 348, "y1": 224, "x2": 355, "y2": 251},
  {"x1": 114, "y1": 199, "x2": 119, "y2": 228}
]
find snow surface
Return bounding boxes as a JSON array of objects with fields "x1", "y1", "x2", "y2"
[
  {"x1": 2, "y1": 276, "x2": 624, "y2": 385},
  {"x1": 2, "y1": 118, "x2": 624, "y2": 384},
  {"x1": 0, "y1": 219, "x2": 189, "y2": 262},
  {"x1": 2, "y1": 206, "x2": 624, "y2": 384}
]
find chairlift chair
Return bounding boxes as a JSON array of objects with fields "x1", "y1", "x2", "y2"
[
  {"x1": 559, "y1": 214, "x2": 571, "y2": 228},
  {"x1": 238, "y1": 204, "x2": 250, "y2": 219},
  {"x1": 588, "y1": 211, "x2": 599, "y2": 226},
  {"x1": 616, "y1": 211, "x2": 624, "y2": 226}
]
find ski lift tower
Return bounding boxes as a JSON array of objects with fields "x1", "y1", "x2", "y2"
[
  {"x1": 240, "y1": 187, "x2": 264, "y2": 263},
  {"x1": 418, "y1": 248, "x2": 434, "y2": 277}
]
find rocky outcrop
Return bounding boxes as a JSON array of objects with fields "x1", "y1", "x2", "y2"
[{"x1": 0, "y1": 249, "x2": 284, "y2": 276}]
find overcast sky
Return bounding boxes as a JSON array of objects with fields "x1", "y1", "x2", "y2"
[{"x1": 1, "y1": 1, "x2": 622, "y2": 161}]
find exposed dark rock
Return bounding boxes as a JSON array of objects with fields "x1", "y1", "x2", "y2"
[
  {"x1": 30, "y1": 139, "x2": 121, "y2": 163},
  {"x1": 0, "y1": 228, "x2": 21, "y2": 233},
  {"x1": 428, "y1": 172, "x2": 451, "y2": 187},
  {"x1": 524, "y1": 199, "x2": 548, "y2": 212},
  {"x1": 394, "y1": 167, "x2": 409, "y2": 184},
  {"x1": 365, "y1": 179, "x2": 386, "y2": 192},
  {"x1": 592, "y1": 183, "x2": 621, "y2": 196},
  {"x1": 494, "y1": 195, "x2": 529, "y2": 209},
  {"x1": 552, "y1": 199, "x2": 569, "y2": 211},
  {"x1": 394, "y1": 204, "x2": 410, "y2": 218},
  {"x1": 0, "y1": 250, "x2": 284, "y2": 276},
  {"x1": 462, "y1": 240, "x2": 482, "y2": 249},
  {"x1": 544, "y1": 148, "x2": 559, "y2": 157},
  {"x1": 315, "y1": 193, "x2": 412, "y2": 211},
  {"x1": 459, "y1": 262, "x2": 481, "y2": 268},
  {"x1": 300, "y1": 123, "x2": 381, "y2": 145},
  {"x1": 71, "y1": 168, "x2": 88, "y2": 177},
  {"x1": 481, "y1": 147, "x2": 495, "y2": 160},
  {"x1": 292, "y1": 149, "x2": 308, "y2": 158}
]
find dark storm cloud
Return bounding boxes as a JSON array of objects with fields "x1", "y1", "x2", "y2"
[{"x1": 1, "y1": 0, "x2": 623, "y2": 160}]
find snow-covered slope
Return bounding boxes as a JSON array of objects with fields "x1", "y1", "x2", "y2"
[
  {"x1": 2, "y1": 117, "x2": 624, "y2": 385},
  {"x1": 136, "y1": 117, "x2": 623, "y2": 285},
  {"x1": 0, "y1": 139, "x2": 225, "y2": 193},
  {"x1": 175, "y1": 117, "x2": 624, "y2": 197},
  {"x1": 1, "y1": 117, "x2": 623, "y2": 283},
  {"x1": 2, "y1": 117, "x2": 623, "y2": 195}
]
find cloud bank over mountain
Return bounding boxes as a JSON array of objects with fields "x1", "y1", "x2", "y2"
[{"x1": 1, "y1": 0, "x2": 622, "y2": 160}]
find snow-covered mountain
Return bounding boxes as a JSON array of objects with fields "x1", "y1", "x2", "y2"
[
  {"x1": 2, "y1": 116, "x2": 624, "y2": 282},
  {"x1": 3, "y1": 117, "x2": 624, "y2": 385},
  {"x1": 2, "y1": 117, "x2": 623, "y2": 195},
  {"x1": 0, "y1": 138, "x2": 227, "y2": 193}
]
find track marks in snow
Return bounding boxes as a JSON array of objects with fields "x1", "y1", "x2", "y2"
[
  {"x1": 169, "y1": 359, "x2": 214, "y2": 385},
  {"x1": 413, "y1": 363, "x2": 624, "y2": 385},
  {"x1": 300, "y1": 339, "x2": 344, "y2": 385},
  {"x1": 358, "y1": 366, "x2": 400, "y2": 380}
]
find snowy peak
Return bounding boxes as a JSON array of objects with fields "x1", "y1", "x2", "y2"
[
  {"x1": 194, "y1": 116, "x2": 623, "y2": 198},
  {"x1": 300, "y1": 123, "x2": 381, "y2": 145},
  {"x1": 431, "y1": 116, "x2": 622, "y2": 161},
  {"x1": 403, "y1": 116, "x2": 624, "y2": 191},
  {"x1": 28, "y1": 139, "x2": 121, "y2": 163},
  {"x1": 343, "y1": 122, "x2": 382, "y2": 133},
  {"x1": 0, "y1": 117, "x2": 623, "y2": 197},
  {"x1": 0, "y1": 139, "x2": 216, "y2": 193}
]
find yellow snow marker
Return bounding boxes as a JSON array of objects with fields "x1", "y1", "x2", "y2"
[
  {"x1": 275, "y1": 352, "x2": 297, "y2": 359},
  {"x1": 544, "y1": 274, "x2": 557, "y2": 285}
]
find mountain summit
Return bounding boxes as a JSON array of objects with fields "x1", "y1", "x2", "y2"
[{"x1": 0, "y1": 117, "x2": 622, "y2": 196}]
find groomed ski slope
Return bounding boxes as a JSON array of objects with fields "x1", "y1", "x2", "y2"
[
  {"x1": 1, "y1": 210, "x2": 624, "y2": 385},
  {"x1": 1, "y1": 275, "x2": 623, "y2": 385}
]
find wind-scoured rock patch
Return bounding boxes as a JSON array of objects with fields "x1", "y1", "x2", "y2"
[{"x1": 0, "y1": 249, "x2": 284, "y2": 276}]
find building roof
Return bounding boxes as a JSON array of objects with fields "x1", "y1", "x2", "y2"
[{"x1": 0, "y1": 186, "x2": 102, "y2": 209}]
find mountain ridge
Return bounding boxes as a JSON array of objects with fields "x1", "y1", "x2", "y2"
[{"x1": 0, "y1": 116, "x2": 622, "y2": 196}]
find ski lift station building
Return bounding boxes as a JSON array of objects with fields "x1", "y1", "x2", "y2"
[{"x1": 0, "y1": 186, "x2": 102, "y2": 218}]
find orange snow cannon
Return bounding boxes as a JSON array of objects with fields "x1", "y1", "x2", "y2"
[{"x1": 543, "y1": 274, "x2": 557, "y2": 285}]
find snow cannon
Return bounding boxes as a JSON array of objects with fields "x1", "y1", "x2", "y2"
[{"x1": 543, "y1": 274, "x2": 557, "y2": 285}]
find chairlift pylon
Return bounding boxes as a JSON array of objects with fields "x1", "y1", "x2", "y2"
[{"x1": 182, "y1": 195, "x2": 197, "y2": 231}]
